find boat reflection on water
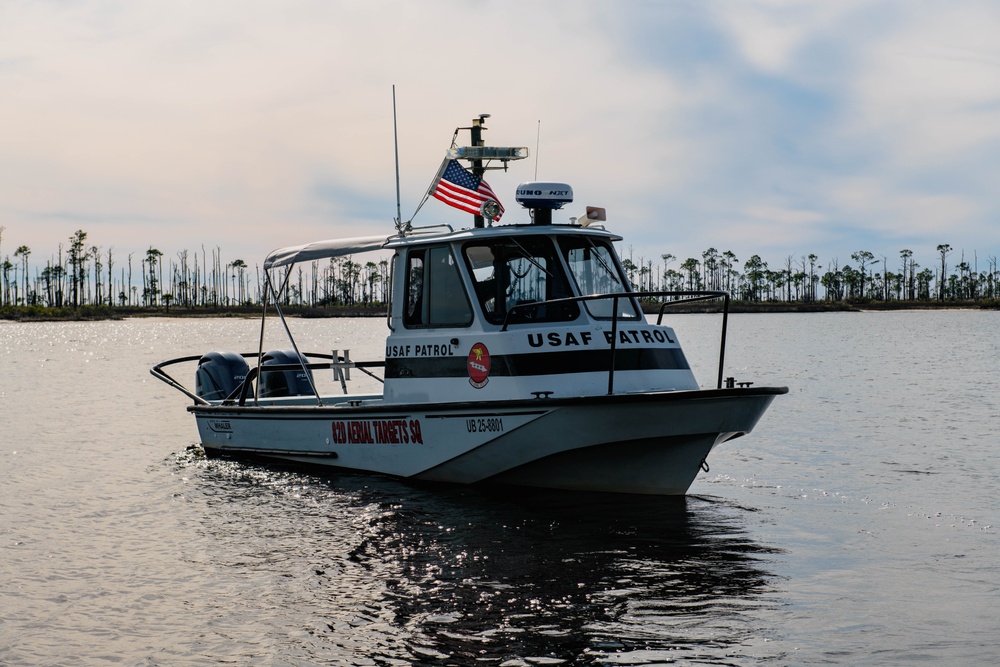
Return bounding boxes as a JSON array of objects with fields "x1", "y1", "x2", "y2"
[
  {"x1": 181, "y1": 453, "x2": 782, "y2": 664},
  {"x1": 378, "y1": 490, "x2": 783, "y2": 664}
]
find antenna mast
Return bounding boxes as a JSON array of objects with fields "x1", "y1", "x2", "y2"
[
  {"x1": 534, "y1": 120, "x2": 541, "y2": 179},
  {"x1": 469, "y1": 114, "x2": 487, "y2": 228},
  {"x1": 392, "y1": 85, "x2": 402, "y2": 228},
  {"x1": 447, "y1": 116, "x2": 529, "y2": 226}
]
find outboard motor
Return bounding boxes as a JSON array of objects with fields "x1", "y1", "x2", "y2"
[
  {"x1": 259, "y1": 349, "x2": 314, "y2": 398},
  {"x1": 195, "y1": 351, "x2": 249, "y2": 401}
]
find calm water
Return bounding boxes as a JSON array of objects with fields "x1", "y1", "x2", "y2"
[{"x1": 1, "y1": 312, "x2": 998, "y2": 665}]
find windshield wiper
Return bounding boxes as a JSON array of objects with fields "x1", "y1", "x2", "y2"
[
  {"x1": 508, "y1": 239, "x2": 553, "y2": 277},
  {"x1": 582, "y1": 238, "x2": 621, "y2": 287}
]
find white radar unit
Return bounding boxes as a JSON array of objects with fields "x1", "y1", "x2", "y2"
[{"x1": 515, "y1": 182, "x2": 574, "y2": 210}]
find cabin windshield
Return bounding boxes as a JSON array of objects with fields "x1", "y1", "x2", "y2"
[
  {"x1": 462, "y1": 236, "x2": 580, "y2": 325},
  {"x1": 558, "y1": 236, "x2": 641, "y2": 320}
]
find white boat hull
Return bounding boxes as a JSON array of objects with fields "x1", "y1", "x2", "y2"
[{"x1": 191, "y1": 387, "x2": 783, "y2": 495}]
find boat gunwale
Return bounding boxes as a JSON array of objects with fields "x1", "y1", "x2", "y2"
[{"x1": 187, "y1": 385, "x2": 789, "y2": 417}]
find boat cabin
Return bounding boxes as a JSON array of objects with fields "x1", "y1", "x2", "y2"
[{"x1": 379, "y1": 221, "x2": 700, "y2": 405}]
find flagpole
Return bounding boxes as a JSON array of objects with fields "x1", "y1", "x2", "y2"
[{"x1": 403, "y1": 156, "x2": 450, "y2": 227}]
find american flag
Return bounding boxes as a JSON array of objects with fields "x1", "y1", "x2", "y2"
[{"x1": 431, "y1": 159, "x2": 504, "y2": 220}]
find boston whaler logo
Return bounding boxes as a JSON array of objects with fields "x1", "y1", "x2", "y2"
[
  {"x1": 207, "y1": 420, "x2": 233, "y2": 433},
  {"x1": 467, "y1": 342, "x2": 491, "y2": 388}
]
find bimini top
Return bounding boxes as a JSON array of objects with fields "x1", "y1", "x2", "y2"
[
  {"x1": 263, "y1": 235, "x2": 392, "y2": 270},
  {"x1": 262, "y1": 223, "x2": 623, "y2": 271}
]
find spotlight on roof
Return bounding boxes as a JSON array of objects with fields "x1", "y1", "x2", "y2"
[{"x1": 480, "y1": 200, "x2": 502, "y2": 223}]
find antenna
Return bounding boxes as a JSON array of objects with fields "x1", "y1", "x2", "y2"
[
  {"x1": 534, "y1": 120, "x2": 541, "y2": 179},
  {"x1": 392, "y1": 85, "x2": 402, "y2": 228}
]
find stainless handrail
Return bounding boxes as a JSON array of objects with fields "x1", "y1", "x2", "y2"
[
  {"x1": 500, "y1": 289, "x2": 730, "y2": 393},
  {"x1": 150, "y1": 352, "x2": 386, "y2": 405},
  {"x1": 151, "y1": 290, "x2": 732, "y2": 403},
  {"x1": 150, "y1": 354, "x2": 218, "y2": 405}
]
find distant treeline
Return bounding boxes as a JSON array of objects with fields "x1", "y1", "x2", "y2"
[
  {"x1": 623, "y1": 245, "x2": 1000, "y2": 303},
  {"x1": 2, "y1": 227, "x2": 998, "y2": 316},
  {"x1": 0, "y1": 228, "x2": 389, "y2": 312}
]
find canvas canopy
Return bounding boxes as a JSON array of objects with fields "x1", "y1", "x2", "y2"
[{"x1": 263, "y1": 235, "x2": 391, "y2": 270}]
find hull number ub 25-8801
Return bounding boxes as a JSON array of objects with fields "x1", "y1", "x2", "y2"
[{"x1": 466, "y1": 417, "x2": 504, "y2": 433}]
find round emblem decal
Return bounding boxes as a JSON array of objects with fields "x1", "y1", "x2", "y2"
[{"x1": 467, "y1": 342, "x2": 491, "y2": 388}]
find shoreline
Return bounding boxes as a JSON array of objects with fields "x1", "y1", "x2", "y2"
[
  {"x1": 648, "y1": 299, "x2": 1000, "y2": 314},
  {"x1": 3, "y1": 299, "x2": 998, "y2": 322}
]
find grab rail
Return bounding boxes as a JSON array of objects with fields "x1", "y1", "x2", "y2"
[
  {"x1": 501, "y1": 290, "x2": 730, "y2": 393},
  {"x1": 150, "y1": 353, "x2": 223, "y2": 406},
  {"x1": 150, "y1": 352, "x2": 386, "y2": 406},
  {"x1": 152, "y1": 290, "x2": 732, "y2": 403}
]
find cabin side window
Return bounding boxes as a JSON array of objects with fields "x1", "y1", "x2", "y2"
[
  {"x1": 403, "y1": 246, "x2": 473, "y2": 328},
  {"x1": 558, "y1": 237, "x2": 640, "y2": 320},
  {"x1": 462, "y1": 236, "x2": 580, "y2": 325}
]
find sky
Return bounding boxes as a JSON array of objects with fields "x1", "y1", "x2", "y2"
[{"x1": 2, "y1": 0, "x2": 999, "y2": 276}]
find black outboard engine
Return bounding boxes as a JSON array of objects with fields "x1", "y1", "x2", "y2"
[
  {"x1": 259, "y1": 349, "x2": 314, "y2": 398},
  {"x1": 195, "y1": 351, "x2": 249, "y2": 401}
]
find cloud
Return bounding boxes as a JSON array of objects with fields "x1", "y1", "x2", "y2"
[
  {"x1": 826, "y1": 175, "x2": 982, "y2": 248},
  {"x1": 0, "y1": 0, "x2": 999, "y2": 275},
  {"x1": 847, "y1": 2, "x2": 1000, "y2": 167}
]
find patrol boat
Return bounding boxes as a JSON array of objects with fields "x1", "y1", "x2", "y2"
[{"x1": 151, "y1": 117, "x2": 786, "y2": 495}]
